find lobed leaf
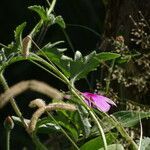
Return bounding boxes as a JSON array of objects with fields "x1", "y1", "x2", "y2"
[
  {"x1": 28, "y1": 5, "x2": 48, "y2": 21},
  {"x1": 70, "y1": 51, "x2": 120, "y2": 81}
]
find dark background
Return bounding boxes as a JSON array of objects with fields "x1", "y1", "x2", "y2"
[{"x1": 0, "y1": 0, "x2": 150, "y2": 149}]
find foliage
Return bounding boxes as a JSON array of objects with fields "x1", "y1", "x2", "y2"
[{"x1": 0, "y1": 0, "x2": 149, "y2": 150}]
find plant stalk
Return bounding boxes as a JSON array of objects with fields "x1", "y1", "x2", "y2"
[
  {"x1": 0, "y1": 73, "x2": 28, "y2": 128},
  {"x1": 6, "y1": 130, "x2": 11, "y2": 150}
]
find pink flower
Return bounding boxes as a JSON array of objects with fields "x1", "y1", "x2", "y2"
[{"x1": 82, "y1": 92, "x2": 116, "y2": 112}]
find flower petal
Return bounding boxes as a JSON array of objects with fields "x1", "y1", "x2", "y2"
[
  {"x1": 84, "y1": 99, "x2": 91, "y2": 107},
  {"x1": 104, "y1": 97, "x2": 116, "y2": 106},
  {"x1": 82, "y1": 92, "x2": 95, "y2": 98},
  {"x1": 82, "y1": 92, "x2": 116, "y2": 112},
  {"x1": 92, "y1": 95, "x2": 111, "y2": 112},
  {"x1": 82, "y1": 92, "x2": 92, "y2": 107}
]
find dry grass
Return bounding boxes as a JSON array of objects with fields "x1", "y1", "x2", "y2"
[
  {"x1": 28, "y1": 102, "x2": 77, "y2": 133},
  {"x1": 0, "y1": 80, "x2": 63, "y2": 108}
]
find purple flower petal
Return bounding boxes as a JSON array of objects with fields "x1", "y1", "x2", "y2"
[
  {"x1": 91, "y1": 95, "x2": 111, "y2": 112},
  {"x1": 104, "y1": 97, "x2": 117, "y2": 106},
  {"x1": 82, "y1": 92, "x2": 116, "y2": 112},
  {"x1": 82, "y1": 92, "x2": 95, "y2": 98},
  {"x1": 82, "y1": 92, "x2": 93, "y2": 107}
]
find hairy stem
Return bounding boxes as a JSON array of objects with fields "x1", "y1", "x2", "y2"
[{"x1": 0, "y1": 73, "x2": 28, "y2": 128}]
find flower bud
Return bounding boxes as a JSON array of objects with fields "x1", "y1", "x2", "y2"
[{"x1": 4, "y1": 116, "x2": 14, "y2": 130}]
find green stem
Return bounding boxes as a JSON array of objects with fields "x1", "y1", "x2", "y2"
[
  {"x1": 89, "y1": 111, "x2": 108, "y2": 149},
  {"x1": 30, "y1": 59, "x2": 66, "y2": 83},
  {"x1": 62, "y1": 29, "x2": 75, "y2": 53},
  {"x1": 29, "y1": 20, "x2": 43, "y2": 38},
  {"x1": 106, "y1": 59, "x2": 115, "y2": 94},
  {"x1": 27, "y1": 0, "x2": 57, "y2": 52},
  {"x1": 67, "y1": 24, "x2": 101, "y2": 38},
  {"x1": 0, "y1": 73, "x2": 28, "y2": 128},
  {"x1": 30, "y1": 53, "x2": 70, "y2": 85},
  {"x1": 47, "y1": 0, "x2": 56, "y2": 15},
  {"x1": 6, "y1": 130, "x2": 11, "y2": 150}
]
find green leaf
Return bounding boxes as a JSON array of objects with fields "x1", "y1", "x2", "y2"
[
  {"x1": 14, "y1": 22, "x2": 26, "y2": 49},
  {"x1": 37, "y1": 48, "x2": 120, "y2": 81},
  {"x1": 28, "y1": 5, "x2": 57, "y2": 25},
  {"x1": 42, "y1": 41, "x2": 65, "y2": 50},
  {"x1": 0, "y1": 49, "x2": 7, "y2": 64},
  {"x1": 55, "y1": 111, "x2": 79, "y2": 140},
  {"x1": 80, "y1": 133, "x2": 117, "y2": 150},
  {"x1": 55, "y1": 15, "x2": 66, "y2": 28},
  {"x1": 38, "y1": 42, "x2": 71, "y2": 77},
  {"x1": 95, "y1": 52, "x2": 120, "y2": 61},
  {"x1": 69, "y1": 51, "x2": 96, "y2": 80},
  {"x1": 12, "y1": 116, "x2": 30, "y2": 127},
  {"x1": 77, "y1": 105, "x2": 91, "y2": 138},
  {"x1": 113, "y1": 111, "x2": 150, "y2": 127},
  {"x1": 37, "y1": 118, "x2": 61, "y2": 134},
  {"x1": 100, "y1": 110, "x2": 150, "y2": 133},
  {"x1": 99, "y1": 144, "x2": 124, "y2": 150},
  {"x1": 36, "y1": 111, "x2": 79, "y2": 140},
  {"x1": 70, "y1": 51, "x2": 120, "y2": 81},
  {"x1": 47, "y1": 14, "x2": 55, "y2": 25},
  {"x1": 28, "y1": 5, "x2": 47, "y2": 21}
]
